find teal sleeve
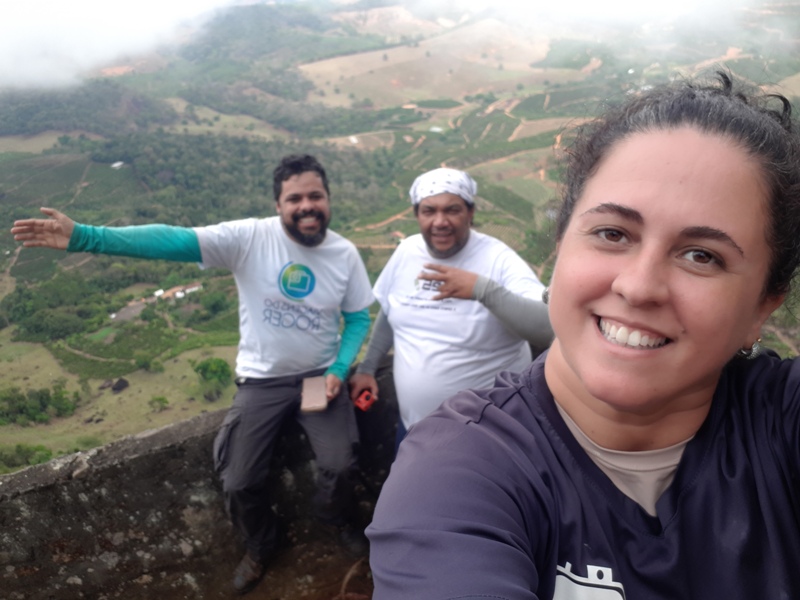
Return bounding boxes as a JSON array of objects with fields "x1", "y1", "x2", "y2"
[
  {"x1": 67, "y1": 223, "x2": 202, "y2": 262},
  {"x1": 325, "y1": 308, "x2": 371, "y2": 382}
]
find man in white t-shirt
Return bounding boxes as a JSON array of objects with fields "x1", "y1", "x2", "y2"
[
  {"x1": 349, "y1": 167, "x2": 552, "y2": 448},
  {"x1": 11, "y1": 155, "x2": 374, "y2": 595}
]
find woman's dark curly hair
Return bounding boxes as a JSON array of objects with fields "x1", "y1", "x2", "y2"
[{"x1": 557, "y1": 71, "x2": 800, "y2": 299}]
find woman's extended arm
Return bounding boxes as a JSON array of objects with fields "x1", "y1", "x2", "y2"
[{"x1": 473, "y1": 275, "x2": 553, "y2": 349}]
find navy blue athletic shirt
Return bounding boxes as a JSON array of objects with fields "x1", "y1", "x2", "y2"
[{"x1": 368, "y1": 350, "x2": 800, "y2": 599}]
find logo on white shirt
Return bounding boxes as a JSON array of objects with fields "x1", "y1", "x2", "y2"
[
  {"x1": 414, "y1": 277, "x2": 442, "y2": 293},
  {"x1": 279, "y1": 262, "x2": 315, "y2": 301}
]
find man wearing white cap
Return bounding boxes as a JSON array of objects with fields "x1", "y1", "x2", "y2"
[{"x1": 349, "y1": 167, "x2": 552, "y2": 449}]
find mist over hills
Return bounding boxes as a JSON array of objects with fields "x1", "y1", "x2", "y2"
[{"x1": 0, "y1": 0, "x2": 799, "y2": 468}]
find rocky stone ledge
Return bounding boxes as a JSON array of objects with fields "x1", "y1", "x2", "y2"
[{"x1": 0, "y1": 364, "x2": 398, "y2": 600}]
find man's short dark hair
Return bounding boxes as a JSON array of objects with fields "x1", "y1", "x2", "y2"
[{"x1": 273, "y1": 154, "x2": 330, "y2": 202}]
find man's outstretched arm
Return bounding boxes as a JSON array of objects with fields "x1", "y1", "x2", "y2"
[
  {"x1": 12, "y1": 207, "x2": 75, "y2": 250},
  {"x1": 12, "y1": 207, "x2": 202, "y2": 262}
]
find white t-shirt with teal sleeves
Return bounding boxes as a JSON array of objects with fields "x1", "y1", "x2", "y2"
[
  {"x1": 373, "y1": 230, "x2": 545, "y2": 428},
  {"x1": 195, "y1": 217, "x2": 373, "y2": 379}
]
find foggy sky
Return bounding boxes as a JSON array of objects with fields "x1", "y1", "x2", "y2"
[
  {"x1": 0, "y1": 0, "x2": 761, "y2": 89},
  {"x1": 0, "y1": 0, "x2": 234, "y2": 88}
]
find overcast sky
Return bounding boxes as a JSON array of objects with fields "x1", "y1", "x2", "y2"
[{"x1": 0, "y1": 0, "x2": 750, "y2": 89}]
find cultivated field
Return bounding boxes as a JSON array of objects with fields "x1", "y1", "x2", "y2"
[
  {"x1": 471, "y1": 149, "x2": 558, "y2": 204},
  {"x1": 509, "y1": 116, "x2": 588, "y2": 141},
  {"x1": 326, "y1": 130, "x2": 396, "y2": 150},
  {"x1": 332, "y1": 5, "x2": 443, "y2": 40},
  {"x1": 300, "y1": 19, "x2": 581, "y2": 109},
  {"x1": 778, "y1": 72, "x2": 800, "y2": 98}
]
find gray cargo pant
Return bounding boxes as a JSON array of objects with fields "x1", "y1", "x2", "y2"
[{"x1": 212, "y1": 368, "x2": 358, "y2": 560}]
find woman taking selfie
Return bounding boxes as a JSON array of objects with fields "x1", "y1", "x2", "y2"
[{"x1": 366, "y1": 72, "x2": 800, "y2": 599}]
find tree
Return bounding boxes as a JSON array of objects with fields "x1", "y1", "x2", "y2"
[
  {"x1": 148, "y1": 396, "x2": 169, "y2": 412},
  {"x1": 135, "y1": 354, "x2": 165, "y2": 373},
  {"x1": 0, "y1": 444, "x2": 53, "y2": 472},
  {"x1": 194, "y1": 357, "x2": 233, "y2": 385},
  {"x1": 201, "y1": 291, "x2": 229, "y2": 315},
  {"x1": 193, "y1": 357, "x2": 233, "y2": 401}
]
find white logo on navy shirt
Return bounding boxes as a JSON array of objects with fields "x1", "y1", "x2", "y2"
[{"x1": 553, "y1": 563, "x2": 626, "y2": 599}]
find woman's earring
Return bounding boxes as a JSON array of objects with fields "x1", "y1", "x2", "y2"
[
  {"x1": 737, "y1": 338, "x2": 762, "y2": 360},
  {"x1": 542, "y1": 287, "x2": 550, "y2": 305}
]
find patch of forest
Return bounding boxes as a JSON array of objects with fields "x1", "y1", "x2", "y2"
[
  {"x1": 0, "y1": 382, "x2": 78, "y2": 427},
  {"x1": 48, "y1": 131, "x2": 408, "y2": 228},
  {"x1": 179, "y1": 3, "x2": 391, "y2": 66},
  {"x1": 0, "y1": 80, "x2": 178, "y2": 137},
  {"x1": 179, "y1": 84, "x2": 426, "y2": 136}
]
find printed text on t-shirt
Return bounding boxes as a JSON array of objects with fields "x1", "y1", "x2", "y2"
[{"x1": 263, "y1": 298, "x2": 321, "y2": 331}]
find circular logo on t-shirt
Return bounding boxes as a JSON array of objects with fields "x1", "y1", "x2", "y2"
[{"x1": 278, "y1": 262, "x2": 316, "y2": 300}]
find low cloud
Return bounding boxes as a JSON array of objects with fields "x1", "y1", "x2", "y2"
[
  {"x1": 0, "y1": 0, "x2": 233, "y2": 89},
  {"x1": 0, "y1": 0, "x2": 773, "y2": 90},
  {"x1": 405, "y1": 0, "x2": 750, "y2": 23}
]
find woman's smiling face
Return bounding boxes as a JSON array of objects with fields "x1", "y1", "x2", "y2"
[{"x1": 546, "y1": 127, "x2": 783, "y2": 421}]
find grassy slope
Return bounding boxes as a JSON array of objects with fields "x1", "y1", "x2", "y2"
[{"x1": 0, "y1": 338, "x2": 237, "y2": 454}]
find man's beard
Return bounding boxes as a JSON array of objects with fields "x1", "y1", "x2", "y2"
[{"x1": 284, "y1": 210, "x2": 329, "y2": 247}]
